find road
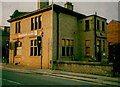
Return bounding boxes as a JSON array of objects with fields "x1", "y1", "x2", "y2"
[{"x1": 2, "y1": 69, "x2": 96, "y2": 85}]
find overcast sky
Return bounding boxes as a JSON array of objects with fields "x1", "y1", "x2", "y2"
[{"x1": 0, "y1": 0, "x2": 119, "y2": 26}]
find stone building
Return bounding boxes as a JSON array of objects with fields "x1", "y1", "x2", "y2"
[{"x1": 7, "y1": 1, "x2": 107, "y2": 69}]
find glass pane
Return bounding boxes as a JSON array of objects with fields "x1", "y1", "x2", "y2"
[
  {"x1": 62, "y1": 47, "x2": 65, "y2": 56},
  {"x1": 85, "y1": 20, "x2": 89, "y2": 31},
  {"x1": 66, "y1": 40, "x2": 69, "y2": 46},
  {"x1": 86, "y1": 47, "x2": 90, "y2": 56},
  {"x1": 62, "y1": 39, "x2": 65, "y2": 46},
  {"x1": 66, "y1": 47, "x2": 69, "y2": 56},
  {"x1": 34, "y1": 40, "x2": 37, "y2": 46},
  {"x1": 31, "y1": 40, "x2": 33, "y2": 46},
  {"x1": 97, "y1": 40, "x2": 100, "y2": 46},
  {"x1": 34, "y1": 47, "x2": 37, "y2": 56},
  {"x1": 70, "y1": 40, "x2": 73, "y2": 46},
  {"x1": 35, "y1": 17, "x2": 37, "y2": 29},
  {"x1": 30, "y1": 47, "x2": 33, "y2": 56},
  {"x1": 86, "y1": 40, "x2": 90, "y2": 47}
]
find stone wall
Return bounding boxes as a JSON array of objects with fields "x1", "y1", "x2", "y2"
[{"x1": 53, "y1": 61, "x2": 113, "y2": 76}]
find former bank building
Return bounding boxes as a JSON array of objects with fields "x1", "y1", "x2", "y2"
[{"x1": 7, "y1": 1, "x2": 107, "y2": 69}]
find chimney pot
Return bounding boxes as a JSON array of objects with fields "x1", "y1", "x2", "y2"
[{"x1": 64, "y1": 2, "x2": 73, "y2": 10}]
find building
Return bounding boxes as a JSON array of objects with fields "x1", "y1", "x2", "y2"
[
  {"x1": 7, "y1": 1, "x2": 107, "y2": 69},
  {"x1": 107, "y1": 20, "x2": 120, "y2": 62},
  {"x1": 0, "y1": 26, "x2": 10, "y2": 62}
]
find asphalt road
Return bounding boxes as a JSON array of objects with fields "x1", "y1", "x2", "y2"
[{"x1": 2, "y1": 69, "x2": 95, "y2": 86}]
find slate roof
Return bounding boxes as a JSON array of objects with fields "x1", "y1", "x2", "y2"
[
  {"x1": 7, "y1": 4, "x2": 86, "y2": 23},
  {"x1": 8, "y1": 4, "x2": 107, "y2": 23},
  {"x1": 10, "y1": 10, "x2": 29, "y2": 19}
]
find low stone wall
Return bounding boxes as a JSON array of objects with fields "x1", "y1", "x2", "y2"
[{"x1": 53, "y1": 61, "x2": 113, "y2": 76}]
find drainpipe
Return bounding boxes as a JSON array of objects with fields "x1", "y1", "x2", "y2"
[
  {"x1": 51, "y1": 0, "x2": 54, "y2": 70},
  {"x1": 94, "y1": 12, "x2": 97, "y2": 61}
]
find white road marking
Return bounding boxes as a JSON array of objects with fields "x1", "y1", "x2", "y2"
[
  {"x1": 42, "y1": 74, "x2": 104, "y2": 85},
  {"x1": 2, "y1": 78, "x2": 22, "y2": 85}
]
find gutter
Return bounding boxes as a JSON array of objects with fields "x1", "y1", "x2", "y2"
[{"x1": 51, "y1": 3, "x2": 54, "y2": 70}]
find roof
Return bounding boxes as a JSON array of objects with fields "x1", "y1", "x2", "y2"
[
  {"x1": 113, "y1": 20, "x2": 120, "y2": 23},
  {"x1": 10, "y1": 10, "x2": 29, "y2": 19},
  {"x1": 7, "y1": 5, "x2": 52, "y2": 22},
  {"x1": 8, "y1": 4, "x2": 86, "y2": 23},
  {"x1": 86, "y1": 15, "x2": 107, "y2": 20},
  {"x1": 53, "y1": 4, "x2": 86, "y2": 18}
]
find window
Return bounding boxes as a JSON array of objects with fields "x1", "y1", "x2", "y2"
[
  {"x1": 66, "y1": 39, "x2": 69, "y2": 46},
  {"x1": 18, "y1": 21, "x2": 20, "y2": 33},
  {"x1": 35, "y1": 17, "x2": 38, "y2": 30},
  {"x1": 62, "y1": 47, "x2": 65, "y2": 56},
  {"x1": 85, "y1": 20, "x2": 89, "y2": 31},
  {"x1": 85, "y1": 40, "x2": 90, "y2": 57},
  {"x1": 31, "y1": 18, "x2": 34, "y2": 30},
  {"x1": 62, "y1": 39, "x2": 74, "y2": 56},
  {"x1": 97, "y1": 20, "x2": 100, "y2": 30},
  {"x1": 31, "y1": 16, "x2": 42, "y2": 30},
  {"x1": 70, "y1": 40, "x2": 73, "y2": 46},
  {"x1": 15, "y1": 22, "x2": 21, "y2": 33},
  {"x1": 38, "y1": 16, "x2": 41, "y2": 29},
  {"x1": 30, "y1": 39, "x2": 41, "y2": 56},
  {"x1": 15, "y1": 22, "x2": 17, "y2": 33},
  {"x1": 62, "y1": 39, "x2": 65, "y2": 46},
  {"x1": 102, "y1": 21, "x2": 105, "y2": 31},
  {"x1": 66, "y1": 47, "x2": 69, "y2": 56}
]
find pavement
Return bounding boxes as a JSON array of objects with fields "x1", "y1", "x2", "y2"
[{"x1": 1, "y1": 63, "x2": 120, "y2": 86}]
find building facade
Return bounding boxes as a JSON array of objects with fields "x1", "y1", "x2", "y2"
[
  {"x1": 107, "y1": 20, "x2": 120, "y2": 62},
  {"x1": 8, "y1": 1, "x2": 107, "y2": 69}
]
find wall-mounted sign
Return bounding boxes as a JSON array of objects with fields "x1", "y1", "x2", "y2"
[{"x1": 18, "y1": 31, "x2": 37, "y2": 38}]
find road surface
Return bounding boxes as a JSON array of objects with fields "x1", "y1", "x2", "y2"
[{"x1": 2, "y1": 69, "x2": 96, "y2": 85}]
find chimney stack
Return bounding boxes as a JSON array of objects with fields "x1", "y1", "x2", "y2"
[
  {"x1": 64, "y1": 2, "x2": 73, "y2": 10},
  {"x1": 38, "y1": 0, "x2": 49, "y2": 9}
]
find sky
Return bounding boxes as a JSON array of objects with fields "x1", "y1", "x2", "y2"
[{"x1": 0, "y1": 0, "x2": 119, "y2": 26}]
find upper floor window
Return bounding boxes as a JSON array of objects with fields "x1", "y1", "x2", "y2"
[
  {"x1": 15, "y1": 21, "x2": 21, "y2": 33},
  {"x1": 102, "y1": 21, "x2": 105, "y2": 31},
  {"x1": 85, "y1": 20, "x2": 89, "y2": 31},
  {"x1": 31, "y1": 16, "x2": 42, "y2": 30},
  {"x1": 97, "y1": 20, "x2": 100, "y2": 30}
]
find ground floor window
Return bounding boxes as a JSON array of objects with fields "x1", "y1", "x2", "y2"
[
  {"x1": 85, "y1": 40, "x2": 90, "y2": 57},
  {"x1": 62, "y1": 39, "x2": 74, "y2": 56},
  {"x1": 62, "y1": 47, "x2": 65, "y2": 56},
  {"x1": 30, "y1": 39, "x2": 41, "y2": 56}
]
